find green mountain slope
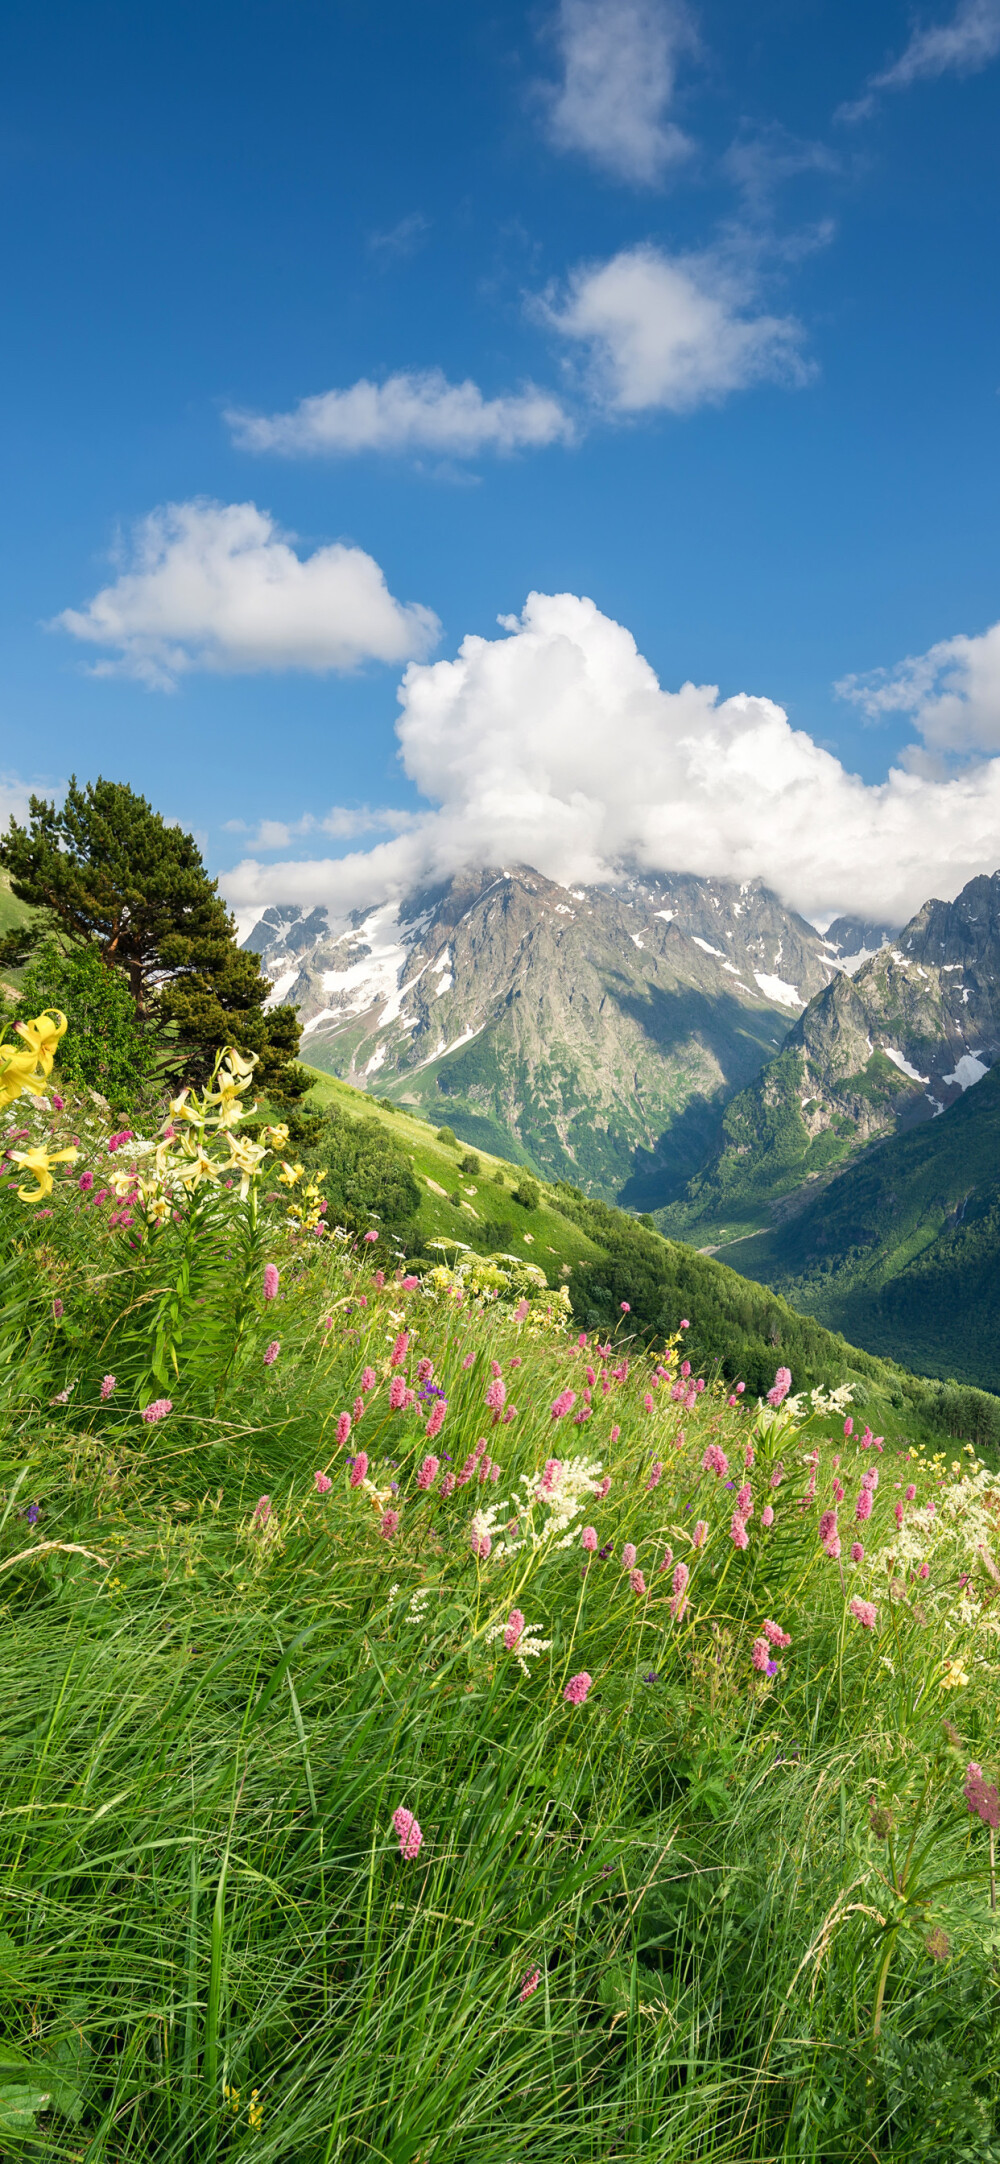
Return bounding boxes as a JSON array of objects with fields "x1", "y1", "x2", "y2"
[
  {"x1": 714, "y1": 1061, "x2": 1000, "y2": 1393},
  {"x1": 301, "y1": 1064, "x2": 1000, "y2": 1458}
]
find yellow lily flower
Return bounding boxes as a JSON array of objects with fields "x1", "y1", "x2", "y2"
[
  {"x1": 225, "y1": 1131, "x2": 268, "y2": 1198},
  {"x1": 13, "y1": 1009, "x2": 67, "y2": 1079},
  {"x1": 217, "y1": 1046, "x2": 258, "y2": 1081},
  {"x1": 277, "y1": 1160, "x2": 304, "y2": 1188},
  {"x1": 171, "y1": 1143, "x2": 221, "y2": 1190},
  {"x1": 0, "y1": 1044, "x2": 44, "y2": 1111},
  {"x1": 265, "y1": 1123, "x2": 290, "y2": 1149},
  {"x1": 11, "y1": 1143, "x2": 79, "y2": 1202}
]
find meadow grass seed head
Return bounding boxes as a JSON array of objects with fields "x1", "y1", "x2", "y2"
[{"x1": 519, "y1": 1966, "x2": 541, "y2": 2001}]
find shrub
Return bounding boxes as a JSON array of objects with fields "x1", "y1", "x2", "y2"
[
  {"x1": 512, "y1": 1175, "x2": 540, "y2": 1211},
  {"x1": 459, "y1": 1151, "x2": 481, "y2": 1175},
  {"x1": 436, "y1": 1125, "x2": 458, "y2": 1146}
]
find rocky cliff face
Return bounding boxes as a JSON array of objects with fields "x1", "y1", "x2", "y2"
[
  {"x1": 245, "y1": 865, "x2": 841, "y2": 1197},
  {"x1": 663, "y1": 870, "x2": 1000, "y2": 1241}
]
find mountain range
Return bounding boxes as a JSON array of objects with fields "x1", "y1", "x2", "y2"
[{"x1": 246, "y1": 864, "x2": 876, "y2": 1197}]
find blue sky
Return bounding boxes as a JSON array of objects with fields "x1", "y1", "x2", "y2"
[{"x1": 3, "y1": 0, "x2": 1000, "y2": 928}]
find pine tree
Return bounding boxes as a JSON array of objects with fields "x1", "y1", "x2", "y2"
[{"x1": 0, "y1": 777, "x2": 306, "y2": 1097}]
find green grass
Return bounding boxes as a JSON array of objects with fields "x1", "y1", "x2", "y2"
[{"x1": 1, "y1": 1061, "x2": 1000, "y2": 2159}]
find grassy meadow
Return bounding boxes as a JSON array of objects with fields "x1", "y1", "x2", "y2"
[{"x1": 2, "y1": 1031, "x2": 1000, "y2": 2161}]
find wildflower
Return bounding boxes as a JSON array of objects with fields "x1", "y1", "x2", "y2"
[
  {"x1": 620, "y1": 1301, "x2": 630, "y2": 1313},
  {"x1": 100, "y1": 1373, "x2": 116, "y2": 1400},
  {"x1": 361, "y1": 1367, "x2": 377, "y2": 1393},
  {"x1": 743, "y1": 1444, "x2": 755, "y2": 1470},
  {"x1": 751, "y1": 1637, "x2": 770, "y2": 1672},
  {"x1": 610, "y1": 1426, "x2": 620, "y2": 1445},
  {"x1": 643, "y1": 1392, "x2": 654, "y2": 1414},
  {"x1": 844, "y1": 1417, "x2": 853, "y2": 1438},
  {"x1": 550, "y1": 1389, "x2": 576, "y2": 1419},
  {"x1": 770, "y1": 1463, "x2": 784, "y2": 1488},
  {"x1": 462, "y1": 1351, "x2": 475, "y2": 1369},
  {"x1": 314, "y1": 1470, "x2": 332, "y2": 1494},
  {"x1": 440, "y1": 1472, "x2": 456, "y2": 1497},
  {"x1": 594, "y1": 1474, "x2": 611, "y2": 1499},
  {"x1": 941, "y1": 1659, "x2": 970, "y2": 1690},
  {"x1": 263, "y1": 1340, "x2": 280, "y2": 1367},
  {"x1": 417, "y1": 1454, "x2": 439, "y2": 1489},
  {"x1": 263, "y1": 1263, "x2": 279, "y2": 1300},
  {"x1": 849, "y1": 1597, "x2": 877, "y2": 1629},
  {"x1": 702, "y1": 1444, "x2": 729, "y2": 1479},
  {"x1": 850, "y1": 1540, "x2": 864, "y2": 1563},
  {"x1": 393, "y1": 1805, "x2": 423, "y2": 1859},
  {"x1": 905, "y1": 1482, "x2": 916, "y2": 1501},
  {"x1": 630, "y1": 1568, "x2": 647, "y2": 1596},
  {"x1": 736, "y1": 1482, "x2": 753, "y2": 1516},
  {"x1": 581, "y1": 1525, "x2": 598, "y2": 1552},
  {"x1": 11, "y1": 1142, "x2": 79, "y2": 1201},
  {"x1": 537, "y1": 1457, "x2": 562, "y2": 1496},
  {"x1": 964, "y1": 1770, "x2": 1000, "y2": 1828},
  {"x1": 350, "y1": 1453, "x2": 369, "y2": 1488},
  {"x1": 141, "y1": 1398, "x2": 172, "y2": 1423},
  {"x1": 470, "y1": 1513, "x2": 492, "y2": 1561},
  {"x1": 380, "y1": 1509, "x2": 400, "y2": 1540},
  {"x1": 672, "y1": 1561, "x2": 689, "y2": 1598},
  {"x1": 486, "y1": 1377, "x2": 506, "y2": 1413},
  {"x1": 391, "y1": 1332, "x2": 409, "y2": 1367},
  {"x1": 761, "y1": 1504, "x2": 774, "y2": 1527},
  {"x1": 352, "y1": 1395, "x2": 365, "y2": 1422},
  {"x1": 762, "y1": 1618, "x2": 791, "y2": 1648},
  {"x1": 689, "y1": 1520, "x2": 707, "y2": 1551},
  {"x1": 363, "y1": 1228, "x2": 379, "y2": 1243},
  {"x1": 730, "y1": 1514, "x2": 749, "y2": 1550},
  {"x1": 78, "y1": 1170, "x2": 94, "y2": 1192},
  {"x1": 767, "y1": 1365, "x2": 792, "y2": 1408},
  {"x1": 819, "y1": 1508, "x2": 837, "y2": 1545},
  {"x1": 646, "y1": 1460, "x2": 662, "y2": 1490},
  {"x1": 519, "y1": 1966, "x2": 541, "y2": 2001},
  {"x1": 504, "y1": 1609, "x2": 525, "y2": 1648},
  {"x1": 25, "y1": 1502, "x2": 40, "y2": 1526},
  {"x1": 563, "y1": 1672, "x2": 593, "y2": 1705},
  {"x1": 919, "y1": 1560, "x2": 929, "y2": 1579},
  {"x1": 253, "y1": 1495, "x2": 271, "y2": 1527}
]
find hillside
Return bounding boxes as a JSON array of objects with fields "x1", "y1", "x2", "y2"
[
  {"x1": 250, "y1": 865, "x2": 848, "y2": 1201},
  {"x1": 720, "y1": 1058, "x2": 1000, "y2": 1393},
  {"x1": 300, "y1": 1063, "x2": 1000, "y2": 1456},
  {"x1": 661, "y1": 869, "x2": 1000, "y2": 1244}
]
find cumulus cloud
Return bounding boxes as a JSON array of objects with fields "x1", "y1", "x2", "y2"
[
  {"x1": 836, "y1": 616, "x2": 1000, "y2": 754},
  {"x1": 227, "y1": 370, "x2": 573, "y2": 460},
  {"x1": 52, "y1": 499, "x2": 440, "y2": 687},
  {"x1": 838, "y1": 0, "x2": 1000, "y2": 120},
  {"x1": 543, "y1": 243, "x2": 811, "y2": 411},
  {"x1": 0, "y1": 771, "x2": 40, "y2": 830},
  {"x1": 542, "y1": 0, "x2": 697, "y2": 185},
  {"x1": 222, "y1": 806, "x2": 420, "y2": 850},
  {"x1": 219, "y1": 591, "x2": 1000, "y2": 932}
]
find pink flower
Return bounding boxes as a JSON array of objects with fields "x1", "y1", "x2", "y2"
[
  {"x1": 581, "y1": 1526, "x2": 598, "y2": 1552},
  {"x1": 681, "y1": 1361, "x2": 691, "y2": 1379},
  {"x1": 314, "y1": 1470, "x2": 332, "y2": 1494},
  {"x1": 471, "y1": 1527, "x2": 492, "y2": 1561},
  {"x1": 692, "y1": 1520, "x2": 707, "y2": 1549},
  {"x1": 353, "y1": 1395, "x2": 365, "y2": 1422},
  {"x1": 100, "y1": 1373, "x2": 116, "y2": 1400},
  {"x1": 620, "y1": 1302, "x2": 630, "y2": 1313},
  {"x1": 679, "y1": 1318, "x2": 690, "y2": 1330},
  {"x1": 486, "y1": 1377, "x2": 506, "y2": 1412},
  {"x1": 849, "y1": 1597, "x2": 877, "y2": 1629},
  {"x1": 388, "y1": 1375, "x2": 407, "y2": 1411},
  {"x1": 519, "y1": 1965, "x2": 541, "y2": 2002},
  {"x1": 702, "y1": 1444, "x2": 729, "y2": 1479},
  {"x1": 594, "y1": 1475, "x2": 612, "y2": 1499},
  {"x1": 743, "y1": 1445, "x2": 755, "y2": 1470},
  {"x1": 905, "y1": 1483, "x2": 916, "y2": 1501},
  {"x1": 349, "y1": 1452, "x2": 369, "y2": 1487},
  {"x1": 253, "y1": 1495, "x2": 271, "y2": 1527},
  {"x1": 919, "y1": 1560, "x2": 929, "y2": 1580},
  {"x1": 363, "y1": 1228, "x2": 379, "y2": 1243},
  {"x1": 440, "y1": 1472, "x2": 456, "y2": 1497},
  {"x1": 736, "y1": 1483, "x2": 753, "y2": 1517},
  {"x1": 658, "y1": 1544, "x2": 673, "y2": 1572},
  {"x1": 374, "y1": 1269, "x2": 385, "y2": 1289},
  {"x1": 965, "y1": 1772, "x2": 1000, "y2": 1829},
  {"x1": 855, "y1": 1487, "x2": 872, "y2": 1523},
  {"x1": 844, "y1": 1417, "x2": 853, "y2": 1439},
  {"x1": 672, "y1": 1561, "x2": 689, "y2": 1597},
  {"x1": 767, "y1": 1366, "x2": 792, "y2": 1408},
  {"x1": 336, "y1": 1411, "x2": 352, "y2": 1446},
  {"x1": 643, "y1": 1392, "x2": 654, "y2": 1415},
  {"x1": 894, "y1": 1500, "x2": 905, "y2": 1527},
  {"x1": 819, "y1": 1508, "x2": 837, "y2": 1546},
  {"x1": 770, "y1": 1463, "x2": 784, "y2": 1489},
  {"x1": 417, "y1": 1454, "x2": 440, "y2": 1490},
  {"x1": 391, "y1": 1332, "x2": 409, "y2": 1367},
  {"x1": 393, "y1": 1806, "x2": 423, "y2": 1860},
  {"x1": 78, "y1": 1171, "x2": 94, "y2": 1192},
  {"x1": 762, "y1": 1618, "x2": 791, "y2": 1648},
  {"x1": 646, "y1": 1461, "x2": 662, "y2": 1491},
  {"x1": 513, "y1": 1297, "x2": 529, "y2": 1322},
  {"x1": 263, "y1": 1263, "x2": 279, "y2": 1301},
  {"x1": 622, "y1": 1543, "x2": 637, "y2": 1569},
  {"x1": 360, "y1": 1367, "x2": 377, "y2": 1393},
  {"x1": 730, "y1": 1514, "x2": 749, "y2": 1550},
  {"x1": 630, "y1": 1569, "x2": 646, "y2": 1596},
  {"x1": 504, "y1": 1609, "x2": 525, "y2": 1649},
  {"x1": 751, "y1": 1637, "x2": 770, "y2": 1673},
  {"x1": 263, "y1": 1340, "x2": 280, "y2": 1367},
  {"x1": 761, "y1": 1505, "x2": 774, "y2": 1528},
  {"x1": 537, "y1": 1458, "x2": 563, "y2": 1496},
  {"x1": 423, "y1": 1396, "x2": 446, "y2": 1440},
  {"x1": 850, "y1": 1540, "x2": 865, "y2": 1563},
  {"x1": 563, "y1": 1672, "x2": 593, "y2": 1705},
  {"x1": 550, "y1": 1390, "x2": 576, "y2": 1419},
  {"x1": 462, "y1": 1351, "x2": 475, "y2": 1369},
  {"x1": 380, "y1": 1509, "x2": 399, "y2": 1539},
  {"x1": 141, "y1": 1398, "x2": 172, "y2": 1423},
  {"x1": 610, "y1": 1426, "x2": 620, "y2": 1446}
]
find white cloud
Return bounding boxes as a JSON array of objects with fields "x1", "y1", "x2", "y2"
[
  {"x1": 836, "y1": 617, "x2": 1000, "y2": 754},
  {"x1": 543, "y1": 0, "x2": 696, "y2": 185},
  {"x1": 838, "y1": 0, "x2": 1000, "y2": 119},
  {"x1": 219, "y1": 591, "x2": 1000, "y2": 932},
  {"x1": 0, "y1": 771, "x2": 39, "y2": 831},
  {"x1": 222, "y1": 806, "x2": 420, "y2": 850},
  {"x1": 52, "y1": 499, "x2": 440, "y2": 688},
  {"x1": 544, "y1": 243, "x2": 811, "y2": 411},
  {"x1": 228, "y1": 370, "x2": 573, "y2": 460},
  {"x1": 368, "y1": 212, "x2": 431, "y2": 260}
]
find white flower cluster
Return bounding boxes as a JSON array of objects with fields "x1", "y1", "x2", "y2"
[
  {"x1": 809, "y1": 1384, "x2": 854, "y2": 1415},
  {"x1": 484, "y1": 1617, "x2": 553, "y2": 1677},
  {"x1": 510, "y1": 1456, "x2": 605, "y2": 1550}
]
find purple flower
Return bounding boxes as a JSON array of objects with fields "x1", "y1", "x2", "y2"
[{"x1": 26, "y1": 1502, "x2": 40, "y2": 1526}]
